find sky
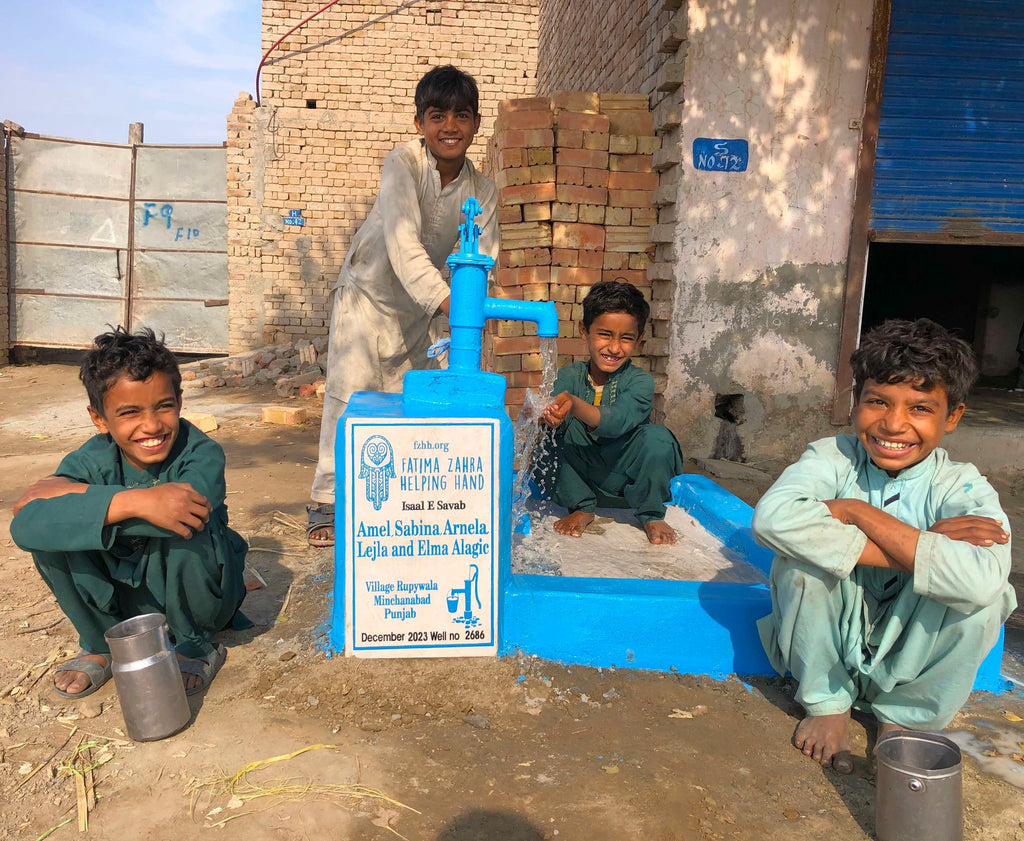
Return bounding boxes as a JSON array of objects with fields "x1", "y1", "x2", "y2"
[{"x1": 0, "y1": 0, "x2": 262, "y2": 145}]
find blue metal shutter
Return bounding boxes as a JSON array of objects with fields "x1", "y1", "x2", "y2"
[{"x1": 871, "y1": 0, "x2": 1024, "y2": 235}]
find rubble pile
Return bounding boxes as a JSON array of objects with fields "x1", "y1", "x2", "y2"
[{"x1": 180, "y1": 337, "x2": 328, "y2": 398}]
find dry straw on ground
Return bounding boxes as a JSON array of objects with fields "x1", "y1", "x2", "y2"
[{"x1": 186, "y1": 744, "x2": 420, "y2": 837}]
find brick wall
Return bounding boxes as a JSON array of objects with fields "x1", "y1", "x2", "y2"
[
  {"x1": 228, "y1": 0, "x2": 540, "y2": 350},
  {"x1": 537, "y1": 0, "x2": 667, "y2": 99},
  {"x1": 486, "y1": 93, "x2": 658, "y2": 419},
  {"x1": 0, "y1": 123, "x2": 10, "y2": 366},
  {"x1": 226, "y1": 95, "x2": 262, "y2": 350},
  {"x1": 533, "y1": 0, "x2": 688, "y2": 417}
]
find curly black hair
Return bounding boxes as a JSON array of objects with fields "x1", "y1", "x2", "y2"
[
  {"x1": 851, "y1": 318, "x2": 978, "y2": 409},
  {"x1": 414, "y1": 65, "x2": 479, "y2": 119},
  {"x1": 581, "y1": 279, "x2": 650, "y2": 336},
  {"x1": 80, "y1": 326, "x2": 181, "y2": 414}
]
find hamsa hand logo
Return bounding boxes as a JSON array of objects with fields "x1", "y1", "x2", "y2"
[{"x1": 359, "y1": 435, "x2": 395, "y2": 511}]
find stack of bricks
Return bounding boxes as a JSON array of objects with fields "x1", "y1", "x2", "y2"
[{"x1": 484, "y1": 92, "x2": 659, "y2": 419}]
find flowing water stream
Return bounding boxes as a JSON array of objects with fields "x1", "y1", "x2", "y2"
[{"x1": 509, "y1": 336, "x2": 560, "y2": 573}]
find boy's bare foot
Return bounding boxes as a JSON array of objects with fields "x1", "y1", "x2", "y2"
[
  {"x1": 54, "y1": 652, "x2": 111, "y2": 697},
  {"x1": 554, "y1": 510, "x2": 595, "y2": 537},
  {"x1": 644, "y1": 520, "x2": 677, "y2": 545},
  {"x1": 793, "y1": 711, "x2": 854, "y2": 774}
]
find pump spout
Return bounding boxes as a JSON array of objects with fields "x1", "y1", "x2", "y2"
[
  {"x1": 483, "y1": 297, "x2": 558, "y2": 338},
  {"x1": 446, "y1": 197, "x2": 559, "y2": 374},
  {"x1": 406, "y1": 198, "x2": 558, "y2": 414}
]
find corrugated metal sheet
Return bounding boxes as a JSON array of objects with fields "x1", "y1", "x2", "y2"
[
  {"x1": 871, "y1": 0, "x2": 1024, "y2": 234},
  {"x1": 8, "y1": 135, "x2": 228, "y2": 354},
  {"x1": 14, "y1": 193, "x2": 131, "y2": 249},
  {"x1": 14, "y1": 294, "x2": 125, "y2": 348},
  {"x1": 135, "y1": 146, "x2": 227, "y2": 198},
  {"x1": 12, "y1": 138, "x2": 131, "y2": 197}
]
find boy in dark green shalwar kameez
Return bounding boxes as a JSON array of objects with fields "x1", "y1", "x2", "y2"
[
  {"x1": 11, "y1": 327, "x2": 247, "y2": 698},
  {"x1": 535, "y1": 280, "x2": 684, "y2": 545}
]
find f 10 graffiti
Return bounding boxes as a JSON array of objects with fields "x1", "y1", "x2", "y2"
[
  {"x1": 141, "y1": 202, "x2": 200, "y2": 241},
  {"x1": 142, "y1": 202, "x2": 174, "y2": 228}
]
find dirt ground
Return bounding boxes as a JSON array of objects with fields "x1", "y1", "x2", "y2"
[{"x1": 1, "y1": 362, "x2": 1023, "y2": 841}]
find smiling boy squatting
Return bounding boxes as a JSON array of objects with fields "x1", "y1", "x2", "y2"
[
  {"x1": 10, "y1": 327, "x2": 247, "y2": 698},
  {"x1": 751, "y1": 318, "x2": 1016, "y2": 773}
]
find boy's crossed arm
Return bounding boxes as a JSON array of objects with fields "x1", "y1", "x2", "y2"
[
  {"x1": 13, "y1": 475, "x2": 86, "y2": 513},
  {"x1": 823, "y1": 498, "x2": 1009, "y2": 572},
  {"x1": 752, "y1": 440, "x2": 1012, "y2": 613},
  {"x1": 105, "y1": 483, "x2": 211, "y2": 538},
  {"x1": 14, "y1": 475, "x2": 211, "y2": 540}
]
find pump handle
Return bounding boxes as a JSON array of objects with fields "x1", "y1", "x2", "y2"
[
  {"x1": 459, "y1": 197, "x2": 482, "y2": 255},
  {"x1": 470, "y1": 563, "x2": 481, "y2": 609}
]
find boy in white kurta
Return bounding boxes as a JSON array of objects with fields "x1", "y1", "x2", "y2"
[
  {"x1": 752, "y1": 318, "x2": 1015, "y2": 773},
  {"x1": 307, "y1": 66, "x2": 497, "y2": 546}
]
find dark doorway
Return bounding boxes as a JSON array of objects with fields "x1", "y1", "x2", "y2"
[{"x1": 863, "y1": 242, "x2": 1024, "y2": 388}]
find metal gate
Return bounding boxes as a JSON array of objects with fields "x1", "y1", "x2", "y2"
[
  {"x1": 8, "y1": 134, "x2": 228, "y2": 353},
  {"x1": 870, "y1": 0, "x2": 1024, "y2": 238}
]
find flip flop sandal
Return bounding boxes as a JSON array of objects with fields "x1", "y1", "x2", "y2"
[
  {"x1": 179, "y1": 644, "x2": 227, "y2": 696},
  {"x1": 54, "y1": 652, "x2": 112, "y2": 699},
  {"x1": 306, "y1": 503, "x2": 335, "y2": 548}
]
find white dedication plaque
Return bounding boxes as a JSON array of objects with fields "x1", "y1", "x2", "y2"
[{"x1": 345, "y1": 418, "x2": 500, "y2": 657}]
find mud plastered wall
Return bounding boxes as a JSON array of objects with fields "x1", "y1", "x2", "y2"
[
  {"x1": 664, "y1": 0, "x2": 873, "y2": 464},
  {"x1": 228, "y1": 0, "x2": 539, "y2": 350}
]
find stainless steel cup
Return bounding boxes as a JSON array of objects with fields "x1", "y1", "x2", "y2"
[
  {"x1": 876, "y1": 730, "x2": 963, "y2": 841},
  {"x1": 104, "y1": 613, "x2": 191, "y2": 741}
]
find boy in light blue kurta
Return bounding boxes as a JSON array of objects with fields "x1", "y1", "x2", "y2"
[{"x1": 752, "y1": 319, "x2": 1015, "y2": 774}]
